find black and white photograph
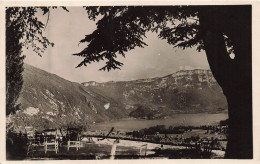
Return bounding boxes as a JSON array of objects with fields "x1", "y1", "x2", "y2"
[{"x1": 3, "y1": 2, "x2": 257, "y2": 161}]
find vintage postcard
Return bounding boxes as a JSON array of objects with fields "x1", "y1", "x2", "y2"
[{"x1": 1, "y1": 1, "x2": 260, "y2": 163}]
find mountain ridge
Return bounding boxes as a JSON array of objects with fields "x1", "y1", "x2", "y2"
[
  {"x1": 9, "y1": 64, "x2": 227, "y2": 131},
  {"x1": 81, "y1": 68, "x2": 227, "y2": 117},
  {"x1": 81, "y1": 69, "x2": 214, "y2": 86}
]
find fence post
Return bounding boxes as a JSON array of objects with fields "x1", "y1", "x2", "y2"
[{"x1": 110, "y1": 139, "x2": 119, "y2": 159}]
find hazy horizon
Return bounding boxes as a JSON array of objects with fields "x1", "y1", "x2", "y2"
[{"x1": 24, "y1": 7, "x2": 210, "y2": 83}]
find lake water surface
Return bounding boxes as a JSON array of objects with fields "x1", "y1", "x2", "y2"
[{"x1": 91, "y1": 113, "x2": 228, "y2": 131}]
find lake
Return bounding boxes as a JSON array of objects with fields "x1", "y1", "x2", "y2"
[{"x1": 91, "y1": 113, "x2": 228, "y2": 131}]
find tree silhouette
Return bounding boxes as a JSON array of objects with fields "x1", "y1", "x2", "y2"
[
  {"x1": 74, "y1": 6, "x2": 252, "y2": 158},
  {"x1": 5, "y1": 7, "x2": 62, "y2": 115}
]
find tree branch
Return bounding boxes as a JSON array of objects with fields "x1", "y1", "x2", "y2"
[{"x1": 44, "y1": 11, "x2": 50, "y2": 30}]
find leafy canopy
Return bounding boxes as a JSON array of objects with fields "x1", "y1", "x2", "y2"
[
  {"x1": 74, "y1": 6, "x2": 236, "y2": 72},
  {"x1": 73, "y1": 6, "x2": 207, "y2": 71}
]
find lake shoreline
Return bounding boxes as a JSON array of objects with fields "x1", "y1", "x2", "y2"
[{"x1": 90, "y1": 113, "x2": 228, "y2": 131}]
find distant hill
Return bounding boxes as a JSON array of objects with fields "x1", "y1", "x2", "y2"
[
  {"x1": 82, "y1": 69, "x2": 228, "y2": 119},
  {"x1": 9, "y1": 64, "x2": 227, "y2": 131},
  {"x1": 11, "y1": 64, "x2": 128, "y2": 131}
]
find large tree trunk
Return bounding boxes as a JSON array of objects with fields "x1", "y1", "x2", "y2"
[
  {"x1": 225, "y1": 89, "x2": 252, "y2": 158},
  {"x1": 198, "y1": 6, "x2": 252, "y2": 159}
]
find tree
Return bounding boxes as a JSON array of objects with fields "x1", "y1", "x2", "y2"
[
  {"x1": 73, "y1": 6, "x2": 252, "y2": 158},
  {"x1": 6, "y1": 7, "x2": 68, "y2": 116},
  {"x1": 6, "y1": 15, "x2": 25, "y2": 115}
]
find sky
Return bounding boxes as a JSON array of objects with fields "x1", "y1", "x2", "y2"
[{"x1": 24, "y1": 7, "x2": 210, "y2": 83}]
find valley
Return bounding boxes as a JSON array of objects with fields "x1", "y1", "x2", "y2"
[{"x1": 7, "y1": 64, "x2": 229, "y2": 160}]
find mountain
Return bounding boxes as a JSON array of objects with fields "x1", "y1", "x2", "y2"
[
  {"x1": 82, "y1": 69, "x2": 228, "y2": 118},
  {"x1": 9, "y1": 64, "x2": 227, "y2": 131},
  {"x1": 11, "y1": 64, "x2": 128, "y2": 131}
]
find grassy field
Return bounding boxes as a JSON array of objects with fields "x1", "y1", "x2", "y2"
[
  {"x1": 91, "y1": 113, "x2": 228, "y2": 131},
  {"x1": 24, "y1": 143, "x2": 141, "y2": 160},
  {"x1": 20, "y1": 138, "x2": 225, "y2": 160},
  {"x1": 7, "y1": 129, "x2": 227, "y2": 160}
]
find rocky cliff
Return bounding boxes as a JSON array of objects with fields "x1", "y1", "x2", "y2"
[{"x1": 82, "y1": 69, "x2": 227, "y2": 118}]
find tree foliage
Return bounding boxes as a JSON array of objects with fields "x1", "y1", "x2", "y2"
[
  {"x1": 5, "y1": 7, "x2": 66, "y2": 115},
  {"x1": 73, "y1": 6, "x2": 235, "y2": 71}
]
